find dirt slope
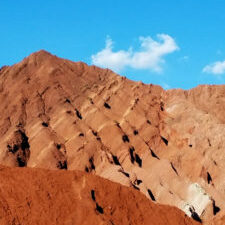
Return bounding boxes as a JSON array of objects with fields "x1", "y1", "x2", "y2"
[
  {"x1": 0, "y1": 166, "x2": 198, "y2": 225},
  {"x1": 0, "y1": 50, "x2": 224, "y2": 224}
]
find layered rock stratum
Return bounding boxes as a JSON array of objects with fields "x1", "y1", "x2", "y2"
[{"x1": 0, "y1": 50, "x2": 224, "y2": 225}]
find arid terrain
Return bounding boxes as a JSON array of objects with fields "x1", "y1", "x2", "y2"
[{"x1": 0, "y1": 50, "x2": 224, "y2": 225}]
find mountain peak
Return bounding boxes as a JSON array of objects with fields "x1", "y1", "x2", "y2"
[{"x1": 25, "y1": 49, "x2": 57, "y2": 64}]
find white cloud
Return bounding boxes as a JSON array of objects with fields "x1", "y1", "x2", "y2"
[
  {"x1": 203, "y1": 61, "x2": 225, "y2": 75},
  {"x1": 91, "y1": 34, "x2": 179, "y2": 73}
]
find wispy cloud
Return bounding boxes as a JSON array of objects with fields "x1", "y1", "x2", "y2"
[
  {"x1": 203, "y1": 61, "x2": 225, "y2": 75},
  {"x1": 91, "y1": 34, "x2": 179, "y2": 73}
]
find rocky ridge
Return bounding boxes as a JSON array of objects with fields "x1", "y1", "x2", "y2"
[{"x1": 0, "y1": 50, "x2": 224, "y2": 224}]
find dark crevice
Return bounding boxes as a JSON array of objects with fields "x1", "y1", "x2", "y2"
[
  {"x1": 20, "y1": 131, "x2": 30, "y2": 151},
  {"x1": 119, "y1": 170, "x2": 130, "y2": 178},
  {"x1": 132, "y1": 184, "x2": 140, "y2": 190},
  {"x1": 161, "y1": 136, "x2": 168, "y2": 146},
  {"x1": 56, "y1": 144, "x2": 61, "y2": 150},
  {"x1": 96, "y1": 203, "x2": 104, "y2": 214},
  {"x1": 91, "y1": 190, "x2": 96, "y2": 201},
  {"x1": 17, "y1": 156, "x2": 26, "y2": 167},
  {"x1": 7, "y1": 144, "x2": 19, "y2": 154},
  {"x1": 65, "y1": 98, "x2": 71, "y2": 104},
  {"x1": 189, "y1": 208, "x2": 202, "y2": 223},
  {"x1": 212, "y1": 200, "x2": 220, "y2": 215},
  {"x1": 8, "y1": 130, "x2": 30, "y2": 167},
  {"x1": 207, "y1": 172, "x2": 212, "y2": 184},
  {"x1": 122, "y1": 134, "x2": 129, "y2": 143},
  {"x1": 115, "y1": 121, "x2": 121, "y2": 129},
  {"x1": 112, "y1": 155, "x2": 121, "y2": 166},
  {"x1": 150, "y1": 149, "x2": 160, "y2": 160},
  {"x1": 92, "y1": 130, "x2": 98, "y2": 136},
  {"x1": 189, "y1": 144, "x2": 192, "y2": 148},
  {"x1": 89, "y1": 98, "x2": 94, "y2": 104},
  {"x1": 170, "y1": 162, "x2": 179, "y2": 176},
  {"x1": 208, "y1": 138, "x2": 211, "y2": 147},
  {"x1": 160, "y1": 102, "x2": 164, "y2": 111},
  {"x1": 133, "y1": 130, "x2": 138, "y2": 135},
  {"x1": 104, "y1": 102, "x2": 111, "y2": 109},
  {"x1": 89, "y1": 157, "x2": 95, "y2": 170},
  {"x1": 135, "y1": 153, "x2": 142, "y2": 167},
  {"x1": 96, "y1": 137, "x2": 101, "y2": 141},
  {"x1": 57, "y1": 160, "x2": 67, "y2": 170},
  {"x1": 129, "y1": 147, "x2": 135, "y2": 164},
  {"x1": 42, "y1": 122, "x2": 49, "y2": 127},
  {"x1": 79, "y1": 133, "x2": 84, "y2": 137},
  {"x1": 147, "y1": 189, "x2": 156, "y2": 201},
  {"x1": 85, "y1": 166, "x2": 89, "y2": 172},
  {"x1": 136, "y1": 179, "x2": 142, "y2": 185},
  {"x1": 147, "y1": 120, "x2": 151, "y2": 125},
  {"x1": 75, "y1": 108, "x2": 82, "y2": 120}
]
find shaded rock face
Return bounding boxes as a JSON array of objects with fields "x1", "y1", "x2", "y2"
[{"x1": 0, "y1": 50, "x2": 224, "y2": 224}]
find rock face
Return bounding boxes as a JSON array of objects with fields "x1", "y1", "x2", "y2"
[{"x1": 0, "y1": 50, "x2": 224, "y2": 224}]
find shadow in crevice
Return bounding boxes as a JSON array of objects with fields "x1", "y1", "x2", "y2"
[
  {"x1": 121, "y1": 171, "x2": 130, "y2": 178},
  {"x1": 89, "y1": 157, "x2": 95, "y2": 170},
  {"x1": 91, "y1": 189, "x2": 104, "y2": 214},
  {"x1": 147, "y1": 188, "x2": 156, "y2": 201},
  {"x1": 122, "y1": 134, "x2": 130, "y2": 143},
  {"x1": 104, "y1": 102, "x2": 111, "y2": 109},
  {"x1": 92, "y1": 130, "x2": 98, "y2": 136},
  {"x1": 147, "y1": 120, "x2": 151, "y2": 125},
  {"x1": 212, "y1": 200, "x2": 220, "y2": 215},
  {"x1": 7, "y1": 129, "x2": 30, "y2": 167},
  {"x1": 91, "y1": 190, "x2": 96, "y2": 201},
  {"x1": 65, "y1": 98, "x2": 71, "y2": 104},
  {"x1": 129, "y1": 147, "x2": 135, "y2": 164},
  {"x1": 132, "y1": 184, "x2": 140, "y2": 191},
  {"x1": 150, "y1": 148, "x2": 160, "y2": 160},
  {"x1": 75, "y1": 108, "x2": 82, "y2": 120},
  {"x1": 57, "y1": 160, "x2": 67, "y2": 170},
  {"x1": 189, "y1": 208, "x2": 202, "y2": 223},
  {"x1": 161, "y1": 136, "x2": 168, "y2": 146},
  {"x1": 96, "y1": 203, "x2": 104, "y2": 214},
  {"x1": 42, "y1": 122, "x2": 49, "y2": 127},
  {"x1": 135, "y1": 153, "x2": 142, "y2": 168},
  {"x1": 170, "y1": 162, "x2": 179, "y2": 176},
  {"x1": 207, "y1": 172, "x2": 212, "y2": 184},
  {"x1": 79, "y1": 133, "x2": 84, "y2": 137},
  {"x1": 112, "y1": 155, "x2": 121, "y2": 166},
  {"x1": 56, "y1": 144, "x2": 61, "y2": 150}
]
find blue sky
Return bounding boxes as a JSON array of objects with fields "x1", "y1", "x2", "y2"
[{"x1": 1, "y1": 0, "x2": 225, "y2": 89}]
